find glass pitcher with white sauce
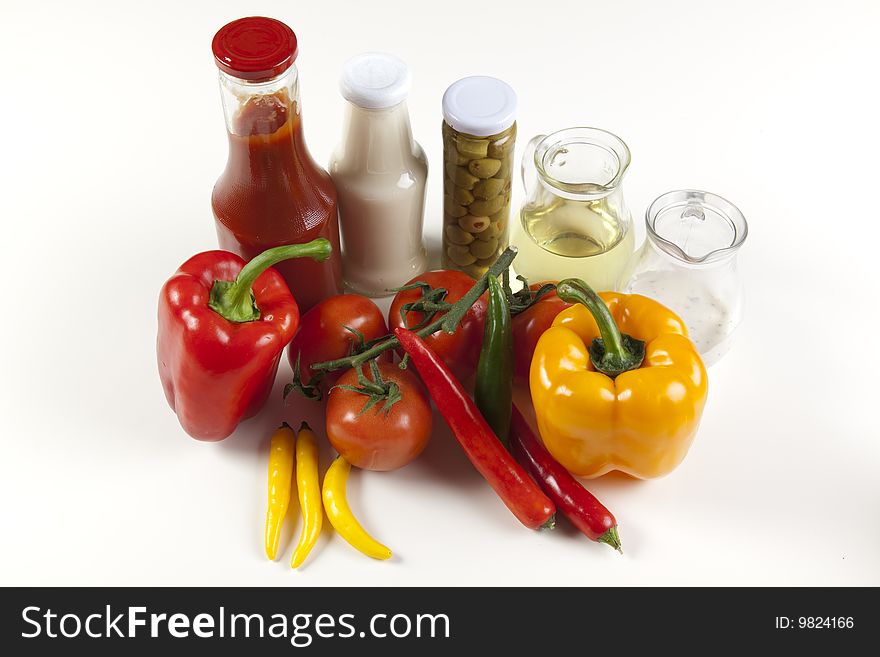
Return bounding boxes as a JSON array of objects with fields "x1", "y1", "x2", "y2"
[
  {"x1": 510, "y1": 127, "x2": 635, "y2": 291},
  {"x1": 620, "y1": 190, "x2": 749, "y2": 366}
]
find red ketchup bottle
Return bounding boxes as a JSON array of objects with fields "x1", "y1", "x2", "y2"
[{"x1": 211, "y1": 17, "x2": 343, "y2": 312}]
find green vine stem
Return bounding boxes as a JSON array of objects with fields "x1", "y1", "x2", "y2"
[{"x1": 310, "y1": 246, "x2": 519, "y2": 375}]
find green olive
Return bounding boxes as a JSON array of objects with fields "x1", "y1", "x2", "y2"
[
  {"x1": 445, "y1": 224, "x2": 475, "y2": 245},
  {"x1": 475, "y1": 220, "x2": 499, "y2": 240},
  {"x1": 461, "y1": 262, "x2": 486, "y2": 279},
  {"x1": 444, "y1": 197, "x2": 468, "y2": 218},
  {"x1": 468, "y1": 158, "x2": 502, "y2": 179},
  {"x1": 469, "y1": 195, "x2": 506, "y2": 217},
  {"x1": 445, "y1": 162, "x2": 479, "y2": 190},
  {"x1": 487, "y1": 136, "x2": 514, "y2": 159},
  {"x1": 446, "y1": 244, "x2": 477, "y2": 267},
  {"x1": 469, "y1": 237, "x2": 498, "y2": 260},
  {"x1": 473, "y1": 177, "x2": 505, "y2": 200},
  {"x1": 453, "y1": 187, "x2": 475, "y2": 206},
  {"x1": 492, "y1": 155, "x2": 512, "y2": 179},
  {"x1": 445, "y1": 144, "x2": 471, "y2": 166},
  {"x1": 458, "y1": 214, "x2": 491, "y2": 233},
  {"x1": 455, "y1": 137, "x2": 489, "y2": 159}
]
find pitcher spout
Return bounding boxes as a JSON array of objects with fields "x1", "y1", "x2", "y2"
[{"x1": 528, "y1": 127, "x2": 631, "y2": 200}]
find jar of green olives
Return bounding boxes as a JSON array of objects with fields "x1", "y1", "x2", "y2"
[{"x1": 441, "y1": 76, "x2": 517, "y2": 278}]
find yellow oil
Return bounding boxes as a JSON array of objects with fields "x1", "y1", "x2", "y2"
[{"x1": 510, "y1": 197, "x2": 634, "y2": 291}]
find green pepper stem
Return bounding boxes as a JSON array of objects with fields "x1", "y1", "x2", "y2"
[
  {"x1": 556, "y1": 279, "x2": 625, "y2": 357},
  {"x1": 311, "y1": 246, "x2": 519, "y2": 373},
  {"x1": 555, "y1": 278, "x2": 645, "y2": 378},
  {"x1": 597, "y1": 526, "x2": 623, "y2": 553},
  {"x1": 209, "y1": 239, "x2": 331, "y2": 323}
]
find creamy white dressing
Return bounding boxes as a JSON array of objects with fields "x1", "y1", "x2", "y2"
[
  {"x1": 627, "y1": 270, "x2": 736, "y2": 366},
  {"x1": 330, "y1": 54, "x2": 428, "y2": 297}
]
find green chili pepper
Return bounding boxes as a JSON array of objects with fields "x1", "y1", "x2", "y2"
[{"x1": 475, "y1": 275, "x2": 514, "y2": 445}]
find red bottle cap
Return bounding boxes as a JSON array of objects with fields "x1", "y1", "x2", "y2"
[{"x1": 212, "y1": 17, "x2": 299, "y2": 81}]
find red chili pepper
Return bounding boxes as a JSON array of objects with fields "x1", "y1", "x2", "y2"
[
  {"x1": 509, "y1": 405, "x2": 622, "y2": 551},
  {"x1": 157, "y1": 240, "x2": 331, "y2": 440},
  {"x1": 394, "y1": 328, "x2": 555, "y2": 529}
]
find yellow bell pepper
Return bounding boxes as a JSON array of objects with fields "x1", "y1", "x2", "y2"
[{"x1": 530, "y1": 279, "x2": 708, "y2": 479}]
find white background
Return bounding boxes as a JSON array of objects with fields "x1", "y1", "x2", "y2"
[{"x1": 2, "y1": 0, "x2": 878, "y2": 586}]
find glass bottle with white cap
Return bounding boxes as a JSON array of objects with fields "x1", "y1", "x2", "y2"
[
  {"x1": 442, "y1": 76, "x2": 517, "y2": 278},
  {"x1": 620, "y1": 189, "x2": 749, "y2": 366},
  {"x1": 329, "y1": 52, "x2": 428, "y2": 297}
]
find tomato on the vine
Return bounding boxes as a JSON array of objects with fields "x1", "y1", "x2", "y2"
[
  {"x1": 388, "y1": 270, "x2": 487, "y2": 381},
  {"x1": 287, "y1": 294, "x2": 390, "y2": 393},
  {"x1": 326, "y1": 361, "x2": 433, "y2": 471},
  {"x1": 511, "y1": 283, "x2": 571, "y2": 382}
]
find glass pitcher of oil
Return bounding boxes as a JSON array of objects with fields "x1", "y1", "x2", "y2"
[{"x1": 511, "y1": 127, "x2": 634, "y2": 290}]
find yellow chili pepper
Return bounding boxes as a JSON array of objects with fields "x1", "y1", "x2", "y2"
[
  {"x1": 290, "y1": 422, "x2": 322, "y2": 569},
  {"x1": 322, "y1": 456, "x2": 392, "y2": 560},
  {"x1": 265, "y1": 423, "x2": 296, "y2": 561}
]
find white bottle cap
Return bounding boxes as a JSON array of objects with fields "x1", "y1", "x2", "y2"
[
  {"x1": 442, "y1": 76, "x2": 517, "y2": 137},
  {"x1": 340, "y1": 52, "x2": 411, "y2": 109}
]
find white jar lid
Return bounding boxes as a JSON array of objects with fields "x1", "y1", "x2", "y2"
[
  {"x1": 340, "y1": 52, "x2": 411, "y2": 109},
  {"x1": 442, "y1": 76, "x2": 517, "y2": 137}
]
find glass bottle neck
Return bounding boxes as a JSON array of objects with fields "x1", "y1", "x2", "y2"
[
  {"x1": 218, "y1": 66, "x2": 301, "y2": 137},
  {"x1": 337, "y1": 101, "x2": 416, "y2": 171}
]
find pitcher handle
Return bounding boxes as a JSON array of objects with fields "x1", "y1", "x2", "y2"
[{"x1": 521, "y1": 134, "x2": 545, "y2": 198}]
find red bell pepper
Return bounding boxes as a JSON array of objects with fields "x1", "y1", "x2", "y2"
[
  {"x1": 394, "y1": 327, "x2": 556, "y2": 530},
  {"x1": 157, "y1": 239, "x2": 331, "y2": 440}
]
